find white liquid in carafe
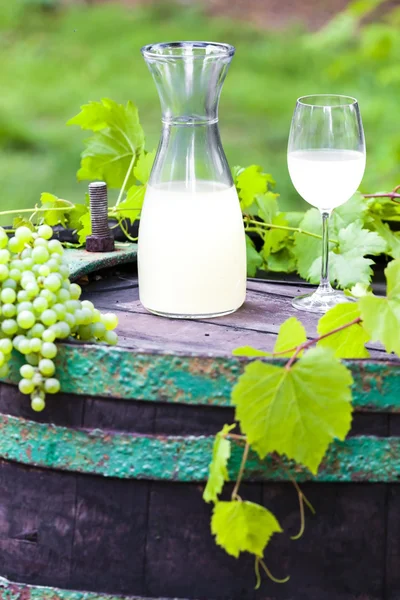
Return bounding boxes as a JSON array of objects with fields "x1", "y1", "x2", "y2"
[
  {"x1": 288, "y1": 149, "x2": 366, "y2": 210},
  {"x1": 138, "y1": 181, "x2": 247, "y2": 317}
]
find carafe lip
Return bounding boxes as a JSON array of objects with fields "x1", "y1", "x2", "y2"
[{"x1": 141, "y1": 41, "x2": 235, "y2": 60}]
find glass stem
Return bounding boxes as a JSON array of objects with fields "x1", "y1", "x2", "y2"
[{"x1": 320, "y1": 211, "x2": 332, "y2": 292}]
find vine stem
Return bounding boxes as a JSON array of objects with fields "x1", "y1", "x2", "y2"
[
  {"x1": 281, "y1": 316, "x2": 362, "y2": 370},
  {"x1": 244, "y1": 218, "x2": 338, "y2": 244},
  {"x1": 0, "y1": 206, "x2": 74, "y2": 217},
  {"x1": 257, "y1": 558, "x2": 290, "y2": 584},
  {"x1": 115, "y1": 154, "x2": 136, "y2": 207},
  {"x1": 364, "y1": 184, "x2": 400, "y2": 204},
  {"x1": 231, "y1": 442, "x2": 250, "y2": 501}
]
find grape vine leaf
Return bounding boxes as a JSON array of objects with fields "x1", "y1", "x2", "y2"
[
  {"x1": 256, "y1": 193, "x2": 279, "y2": 223},
  {"x1": 245, "y1": 235, "x2": 263, "y2": 277},
  {"x1": 331, "y1": 192, "x2": 368, "y2": 230},
  {"x1": 67, "y1": 203, "x2": 88, "y2": 231},
  {"x1": 274, "y1": 317, "x2": 307, "y2": 357},
  {"x1": 262, "y1": 214, "x2": 290, "y2": 257},
  {"x1": 292, "y1": 208, "x2": 324, "y2": 279},
  {"x1": 359, "y1": 259, "x2": 400, "y2": 356},
  {"x1": 337, "y1": 220, "x2": 387, "y2": 256},
  {"x1": 12, "y1": 217, "x2": 35, "y2": 231},
  {"x1": 266, "y1": 248, "x2": 296, "y2": 273},
  {"x1": 369, "y1": 217, "x2": 400, "y2": 259},
  {"x1": 77, "y1": 211, "x2": 91, "y2": 245},
  {"x1": 134, "y1": 150, "x2": 156, "y2": 184},
  {"x1": 232, "y1": 346, "x2": 353, "y2": 474},
  {"x1": 40, "y1": 192, "x2": 72, "y2": 227},
  {"x1": 68, "y1": 98, "x2": 145, "y2": 189},
  {"x1": 116, "y1": 185, "x2": 146, "y2": 224},
  {"x1": 232, "y1": 346, "x2": 271, "y2": 357},
  {"x1": 211, "y1": 500, "x2": 282, "y2": 558},
  {"x1": 203, "y1": 424, "x2": 235, "y2": 504},
  {"x1": 317, "y1": 303, "x2": 370, "y2": 358},
  {"x1": 234, "y1": 165, "x2": 274, "y2": 210}
]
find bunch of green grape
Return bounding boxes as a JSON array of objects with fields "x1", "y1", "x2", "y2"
[{"x1": 0, "y1": 224, "x2": 118, "y2": 412}]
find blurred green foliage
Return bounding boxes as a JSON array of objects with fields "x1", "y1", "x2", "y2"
[{"x1": 0, "y1": 0, "x2": 399, "y2": 212}]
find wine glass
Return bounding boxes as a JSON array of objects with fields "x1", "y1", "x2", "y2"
[{"x1": 287, "y1": 94, "x2": 366, "y2": 313}]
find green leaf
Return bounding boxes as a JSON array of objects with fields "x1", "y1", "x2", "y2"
[
  {"x1": 233, "y1": 346, "x2": 271, "y2": 357},
  {"x1": 232, "y1": 346, "x2": 353, "y2": 474},
  {"x1": 337, "y1": 220, "x2": 387, "y2": 256},
  {"x1": 262, "y1": 214, "x2": 290, "y2": 258},
  {"x1": 77, "y1": 211, "x2": 91, "y2": 245},
  {"x1": 67, "y1": 203, "x2": 88, "y2": 231},
  {"x1": 309, "y1": 252, "x2": 375, "y2": 288},
  {"x1": 40, "y1": 192, "x2": 72, "y2": 227},
  {"x1": 211, "y1": 501, "x2": 282, "y2": 558},
  {"x1": 68, "y1": 98, "x2": 145, "y2": 189},
  {"x1": 274, "y1": 317, "x2": 307, "y2": 357},
  {"x1": 116, "y1": 185, "x2": 146, "y2": 224},
  {"x1": 359, "y1": 259, "x2": 400, "y2": 356},
  {"x1": 12, "y1": 217, "x2": 35, "y2": 231},
  {"x1": 292, "y1": 208, "x2": 324, "y2": 279},
  {"x1": 266, "y1": 247, "x2": 297, "y2": 273},
  {"x1": 256, "y1": 192, "x2": 279, "y2": 223},
  {"x1": 134, "y1": 150, "x2": 156, "y2": 184},
  {"x1": 203, "y1": 424, "x2": 235, "y2": 503},
  {"x1": 245, "y1": 235, "x2": 263, "y2": 277},
  {"x1": 332, "y1": 192, "x2": 368, "y2": 230},
  {"x1": 234, "y1": 165, "x2": 274, "y2": 210},
  {"x1": 369, "y1": 217, "x2": 400, "y2": 259},
  {"x1": 317, "y1": 303, "x2": 370, "y2": 358}
]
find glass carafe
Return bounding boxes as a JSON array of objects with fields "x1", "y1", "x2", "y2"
[{"x1": 138, "y1": 41, "x2": 246, "y2": 319}]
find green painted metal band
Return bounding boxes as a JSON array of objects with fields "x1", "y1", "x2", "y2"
[
  {"x1": 65, "y1": 242, "x2": 137, "y2": 281},
  {"x1": 0, "y1": 578, "x2": 170, "y2": 600},
  {"x1": 0, "y1": 413, "x2": 399, "y2": 482},
  {"x1": 3, "y1": 347, "x2": 400, "y2": 412}
]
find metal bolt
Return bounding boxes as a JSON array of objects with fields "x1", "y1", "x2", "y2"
[{"x1": 86, "y1": 182, "x2": 115, "y2": 253}]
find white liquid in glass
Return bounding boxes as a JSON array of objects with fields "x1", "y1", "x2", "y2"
[
  {"x1": 138, "y1": 181, "x2": 247, "y2": 317},
  {"x1": 288, "y1": 149, "x2": 366, "y2": 210}
]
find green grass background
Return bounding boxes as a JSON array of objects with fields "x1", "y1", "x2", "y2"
[{"x1": 0, "y1": 1, "x2": 399, "y2": 214}]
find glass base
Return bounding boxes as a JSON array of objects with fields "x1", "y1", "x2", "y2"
[
  {"x1": 292, "y1": 287, "x2": 354, "y2": 314},
  {"x1": 143, "y1": 306, "x2": 241, "y2": 319}
]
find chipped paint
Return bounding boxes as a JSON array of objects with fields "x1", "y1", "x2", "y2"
[
  {"x1": 0, "y1": 578, "x2": 169, "y2": 600},
  {"x1": 0, "y1": 414, "x2": 398, "y2": 482},
  {"x1": 65, "y1": 242, "x2": 137, "y2": 281},
  {"x1": 2, "y1": 349, "x2": 399, "y2": 412}
]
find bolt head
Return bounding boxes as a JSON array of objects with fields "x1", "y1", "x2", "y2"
[{"x1": 86, "y1": 235, "x2": 115, "y2": 253}]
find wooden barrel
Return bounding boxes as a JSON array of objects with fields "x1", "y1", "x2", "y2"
[{"x1": 0, "y1": 262, "x2": 399, "y2": 600}]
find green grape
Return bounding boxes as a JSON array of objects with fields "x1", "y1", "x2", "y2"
[
  {"x1": 31, "y1": 396, "x2": 45, "y2": 412},
  {"x1": 21, "y1": 248, "x2": 32, "y2": 260},
  {"x1": 52, "y1": 322, "x2": 70, "y2": 339},
  {"x1": 91, "y1": 308, "x2": 101, "y2": 323},
  {"x1": 80, "y1": 308, "x2": 93, "y2": 325},
  {"x1": 26, "y1": 283, "x2": 40, "y2": 298},
  {"x1": 26, "y1": 353, "x2": 39, "y2": 366},
  {"x1": 66, "y1": 299, "x2": 80, "y2": 312},
  {"x1": 8, "y1": 237, "x2": 24, "y2": 253},
  {"x1": 19, "y1": 378, "x2": 35, "y2": 395},
  {"x1": 15, "y1": 226, "x2": 33, "y2": 243},
  {"x1": 0, "y1": 265, "x2": 9, "y2": 281},
  {"x1": 104, "y1": 330, "x2": 118, "y2": 345},
  {"x1": 81, "y1": 300, "x2": 94, "y2": 311},
  {"x1": 48, "y1": 239, "x2": 63, "y2": 254},
  {"x1": 17, "y1": 301, "x2": 33, "y2": 313},
  {"x1": 32, "y1": 246, "x2": 50, "y2": 264},
  {"x1": 37, "y1": 224, "x2": 53, "y2": 240},
  {"x1": 17, "y1": 290, "x2": 29, "y2": 302},
  {"x1": 41, "y1": 341, "x2": 57, "y2": 358},
  {"x1": 0, "y1": 228, "x2": 9, "y2": 249},
  {"x1": 101, "y1": 312, "x2": 119, "y2": 331},
  {"x1": 22, "y1": 257, "x2": 34, "y2": 270},
  {"x1": 52, "y1": 303, "x2": 66, "y2": 320},
  {"x1": 18, "y1": 339, "x2": 31, "y2": 354},
  {"x1": 28, "y1": 323, "x2": 45, "y2": 338},
  {"x1": 0, "y1": 338, "x2": 13, "y2": 354},
  {"x1": 32, "y1": 265, "x2": 41, "y2": 276},
  {"x1": 29, "y1": 337, "x2": 42, "y2": 353},
  {"x1": 20, "y1": 364, "x2": 35, "y2": 379},
  {"x1": 13, "y1": 334, "x2": 25, "y2": 349},
  {"x1": 46, "y1": 259, "x2": 59, "y2": 272},
  {"x1": 0, "y1": 249, "x2": 10, "y2": 264},
  {"x1": 58, "y1": 265, "x2": 70, "y2": 279},
  {"x1": 11, "y1": 259, "x2": 23, "y2": 270},
  {"x1": 9, "y1": 268, "x2": 22, "y2": 282},
  {"x1": 40, "y1": 289, "x2": 56, "y2": 304},
  {"x1": 17, "y1": 310, "x2": 36, "y2": 329},
  {"x1": 0, "y1": 364, "x2": 10, "y2": 378},
  {"x1": 58, "y1": 288, "x2": 70, "y2": 303},
  {"x1": 39, "y1": 264, "x2": 50, "y2": 277},
  {"x1": 41, "y1": 309, "x2": 57, "y2": 326},
  {"x1": 44, "y1": 274, "x2": 61, "y2": 292},
  {"x1": 2, "y1": 319, "x2": 18, "y2": 336},
  {"x1": 92, "y1": 322, "x2": 106, "y2": 338},
  {"x1": 44, "y1": 378, "x2": 60, "y2": 394},
  {"x1": 33, "y1": 297, "x2": 48, "y2": 314},
  {"x1": 1, "y1": 288, "x2": 16, "y2": 304},
  {"x1": 2, "y1": 304, "x2": 16, "y2": 318},
  {"x1": 2, "y1": 278, "x2": 17, "y2": 290},
  {"x1": 34, "y1": 237, "x2": 48, "y2": 248},
  {"x1": 39, "y1": 358, "x2": 55, "y2": 376},
  {"x1": 78, "y1": 325, "x2": 92, "y2": 340},
  {"x1": 32, "y1": 372, "x2": 43, "y2": 386},
  {"x1": 0, "y1": 351, "x2": 5, "y2": 367},
  {"x1": 65, "y1": 313, "x2": 76, "y2": 329},
  {"x1": 69, "y1": 283, "x2": 81, "y2": 300},
  {"x1": 42, "y1": 328, "x2": 56, "y2": 343}
]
